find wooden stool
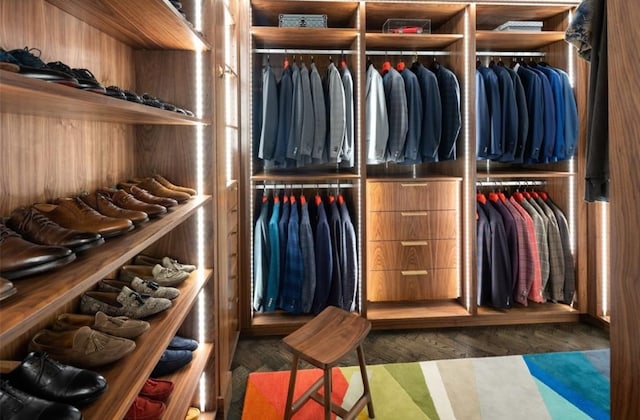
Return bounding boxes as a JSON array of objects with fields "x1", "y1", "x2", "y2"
[{"x1": 283, "y1": 306, "x2": 375, "y2": 420}]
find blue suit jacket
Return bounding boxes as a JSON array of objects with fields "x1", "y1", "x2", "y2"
[
  {"x1": 476, "y1": 69, "x2": 491, "y2": 159},
  {"x1": 491, "y1": 63, "x2": 518, "y2": 162},
  {"x1": 516, "y1": 65, "x2": 544, "y2": 162},
  {"x1": 281, "y1": 199, "x2": 304, "y2": 314},
  {"x1": 504, "y1": 66, "x2": 529, "y2": 163},
  {"x1": 252, "y1": 200, "x2": 270, "y2": 312},
  {"x1": 411, "y1": 62, "x2": 441, "y2": 162},
  {"x1": 382, "y1": 66, "x2": 408, "y2": 162},
  {"x1": 311, "y1": 197, "x2": 333, "y2": 314},
  {"x1": 477, "y1": 65, "x2": 503, "y2": 160},
  {"x1": 528, "y1": 65, "x2": 556, "y2": 163},
  {"x1": 432, "y1": 64, "x2": 461, "y2": 161},
  {"x1": 265, "y1": 199, "x2": 280, "y2": 311},
  {"x1": 536, "y1": 64, "x2": 565, "y2": 161},
  {"x1": 273, "y1": 65, "x2": 293, "y2": 166},
  {"x1": 399, "y1": 66, "x2": 422, "y2": 163}
]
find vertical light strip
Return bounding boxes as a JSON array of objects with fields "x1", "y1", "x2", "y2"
[
  {"x1": 224, "y1": 3, "x2": 233, "y2": 185},
  {"x1": 601, "y1": 202, "x2": 609, "y2": 317},
  {"x1": 567, "y1": 10, "x2": 575, "y2": 88},
  {"x1": 463, "y1": 7, "x2": 472, "y2": 310},
  {"x1": 355, "y1": 20, "x2": 363, "y2": 313},
  {"x1": 249, "y1": 5, "x2": 255, "y2": 320}
]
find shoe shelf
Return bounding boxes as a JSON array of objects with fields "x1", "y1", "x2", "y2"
[
  {"x1": 0, "y1": 195, "x2": 211, "y2": 347},
  {"x1": 0, "y1": 71, "x2": 210, "y2": 126},
  {"x1": 81, "y1": 270, "x2": 213, "y2": 420},
  {"x1": 45, "y1": 0, "x2": 211, "y2": 51}
]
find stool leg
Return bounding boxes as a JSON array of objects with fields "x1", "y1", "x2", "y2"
[
  {"x1": 357, "y1": 345, "x2": 375, "y2": 419},
  {"x1": 323, "y1": 367, "x2": 332, "y2": 420},
  {"x1": 284, "y1": 354, "x2": 299, "y2": 420}
]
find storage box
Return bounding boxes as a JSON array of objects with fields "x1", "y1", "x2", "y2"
[
  {"x1": 494, "y1": 21, "x2": 543, "y2": 31},
  {"x1": 382, "y1": 19, "x2": 431, "y2": 34},
  {"x1": 278, "y1": 14, "x2": 327, "y2": 28}
]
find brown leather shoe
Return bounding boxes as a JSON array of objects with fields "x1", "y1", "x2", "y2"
[
  {"x1": 97, "y1": 188, "x2": 167, "y2": 218},
  {"x1": 133, "y1": 178, "x2": 191, "y2": 203},
  {"x1": 153, "y1": 174, "x2": 197, "y2": 196},
  {"x1": 33, "y1": 197, "x2": 134, "y2": 239},
  {"x1": 79, "y1": 191, "x2": 149, "y2": 225},
  {"x1": 118, "y1": 183, "x2": 178, "y2": 208},
  {"x1": 0, "y1": 223, "x2": 76, "y2": 280},
  {"x1": 0, "y1": 276, "x2": 17, "y2": 301},
  {"x1": 7, "y1": 206, "x2": 104, "y2": 252}
]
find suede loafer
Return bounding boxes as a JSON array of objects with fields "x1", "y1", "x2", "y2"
[
  {"x1": 150, "y1": 349, "x2": 193, "y2": 377},
  {"x1": 98, "y1": 277, "x2": 180, "y2": 300},
  {"x1": 80, "y1": 286, "x2": 172, "y2": 319},
  {"x1": 119, "y1": 264, "x2": 189, "y2": 287},
  {"x1": 168, "y1": 335, "x2": 198, "y2": 352},
  {"x1": 52, "y1": 311, "x2": 150, "y2": 339},
  {"x1": 124, "y1": 395, "x2": 166, "y2": 420},
  {"x1": 133, "y1": 254, "x2": 196, "y2": 273},
  {"x1": 6, "y1": 351, "x2": 107, "y2": 406},
  {"x1": 29, "y1": 326, "x2": 136, "y2": 368},
  {"x1": 139, "y1": 378, "x2": 174, "y2": 402}
]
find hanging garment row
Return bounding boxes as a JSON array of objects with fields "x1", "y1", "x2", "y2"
[
  {"x1": 257, "y1": 57, "x2": 355, "y2": 169},
  {"x1": 366, "y1": 58, "x2": 461, "y2": 164},
  {"x1": 476, "y1": 59, "x2": 578, "y2": 164},
  {"x1": 253, "y1": 190, "x2": 357, "y2": 315},
  {"x1": 476, "y1": 188, "x2": 575, "y2": 310}
]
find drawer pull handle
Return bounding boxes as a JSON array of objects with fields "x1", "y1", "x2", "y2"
[
  {"x1": 400, "y1": 183, "x2": 429, "y2": 187},
  {"x1": 401, "y1": 270, "x2": 429, "y2": 276},
  {"x1": 401, "y1": 211, "x2": 428, "y2": 217},
  {"x1": 401, "y1": 241, "x2": 428, "y2": 246}
]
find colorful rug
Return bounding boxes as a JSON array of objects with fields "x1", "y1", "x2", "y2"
[{"x1": 242, "y1": 349, "x2": 610, "y2": 419}]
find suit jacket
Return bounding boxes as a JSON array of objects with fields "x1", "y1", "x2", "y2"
[
  {"x1": 504, "y1": 198, "x2": 534, "y2": 305},
  {"x1": 326, "y1": 62, "x2": 346, "y2": 163},
  {"x1": 504, "y1": 66, "x2": 529, "y2": 163},
  {"x1": 281, "y1": 198, "x2": 304, "y2": 314},
  {"x1": 528, "y1": 65, "x2": 557, "y2": 163},
  {"x1": 553, "y1": 67, "x2": 579, "y2": 159},
  {"x1": 258, "y1": 64, "x2": 278, "y2": 160},
  {"x1": 509, "y1": 196, "x2": 543, "y2": 303},
  {"x1": 297, "y1": 63, "x2": 315, "y2": 166},
  {"x1": 275, "y1": 195, "x2": 290, "y2": 310},
  {"x1": 339, "y1": 198, "x2": 357, "y2": 311},
  {"x1": 341, "y1": 65, "x2": 355, "y2": 167},
  {"x1": 516, "y1": 64, "x2": 544, "y2": 163},
  {"x1": 274, "y1": 65, "x2": 293, "y2": 166},
  {"x1": 491, "y1": 63, "x2": 518, "y2": 162},
  {"x1": 476, "y1": 69, "x2": 491, "y2": 159},
  {"x1": 535, "y1": 197, "x2": 566, "y2": 302},
  {"x1": 286, "y1": 63, "x2": 303, "y2": 164},
  {"x1": 327, "y1": 197, "x2": 344, "y2": 308},
  {"x1": 310, "y1": 62, "x2": 327, "y2": 162},
  {"x1": 252, "y1": 199, "x2": 270, "y2": 312},
  {"x1": 431, "y1": 64, "x2": 461, "y2": 161},
  {"x1": 545, "y1": 196, "x2": 576, "y2": 303},
  {"x1": 311, "y1": 196, "x2": 333, "y2": 314},
  {"x1": 382, "y1": 66, "x2": 408, "y2": 162},
  {"x1": 536, "y1": 64, "x2": 566, "y2": 161},
  {"x1": 476, "y1": 204, "x2": 492, "y2": 306},
  {"x1": 265, "y1": 198, "x2": 280, "y2": 312},
  {"x1": 514, "y1": 196, "x2": 548, "y2": 302},
  {"x1": 365, "y1": 63, "x2": 389, "y2": 164},
  {"x1": 411, "y1": 62, "x2": 441, "y2": 162},
  {"x1": 399, "y1": 66, "x2": 423, "y2": 163},
  {"x1": 299, "y1": 197, "x2": 316, "y2": 314},
  {"x1": 477, "y1": 64, "x2": 503, "y2": 160},
  {"x1": 489, "y1": 197, "x2": 518, "y2": 293}
]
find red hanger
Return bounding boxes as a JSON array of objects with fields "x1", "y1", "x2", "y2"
[
  {"x1": 396, "y1": 61, "x2": 405, "y2": 71},
  {"x1": 539, "y1": 191, "x2": 548, "y2": 200},
  {"x1": 315, "y1": 194, "x2": 322, "y2": 206},
  {"x1": 300, "y1": 194, "x2": 306, "y2": 205},
  {"x1": 513, "y1": 192, "x2": 524, "y2": 202},
  {"x1": 328, "y1": 194, "x2": 335, "y2": 204},
  {"x1": 338, "y1": 194, "x2": 345, "y2": 206},
  {"x1": 522, "y1": 191, "x2": 531, "y2": 199},
  {"x1": 498, "y1": 192, "x2": 507, "y2": 203},
  {"x1": 283, "y1": 58, "x2": 289, "y2": 69},
  {"x1": 488, "y1": 192, "x2": 500, "y2": 203},
  {"x1": 381, "y1": 61, "x2": 392, "y2": 75},
  {"x1": 274, "y1": 195, "x2": 280, "y2": 203},
  {"x1": 476, "y1": 192, "x2": 487, "y2": 204},
  {"x1": 290, "y1": 195, "x2": 296, "y2": 205},
  {"x1": 262, "y1": 193, "x2": 268, "y2": 203},
  {"x1": 530, "y1": 191, "x2": 539, "y2": 199},
  {"x1": 283, "y1": 194, "x2": 289, "y2": 203}
]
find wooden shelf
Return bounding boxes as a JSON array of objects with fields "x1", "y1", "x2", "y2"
[
  {"x1": 476, "y1": 30, "x2": 566, "y2": 51},
  {"x1": 365, "y1": 2, "x2": 468, "y2": 30},
  {"x1": 475, "y1": 171, "x2": 575, "y2": 179},
  {"x1": 82, "y1": 270, "x2": 213, "y2": 420},
  {"x1": 251, "y1": 172, "x2": 360, "y2": 183},
  {"x1": 251, "y1": 0, "x2": 359, "y2": 27},
  {"x1": 46, "y1": 0, "x2": 210, "y2": 51},
  {"x1": 476, "y1": 4, "x2": 574, "y2": 30},
  {"x1": 477, "y1": 302, "x2": 580, "y2": 324},
  {"x1": 0, "y1": 71, "x2": 209, "y2": 125},
  {"x1": 0, "y1": 195, "x2": 211, "y2": 346},
  {"x1": 365, "y1": 33, "x2": 463, "y2": 50},
  {"x1": 251, "y1": 27, "x2": 358, "y2": 49}
]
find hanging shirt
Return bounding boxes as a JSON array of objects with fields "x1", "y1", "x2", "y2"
[{"x1": 365, "y1": 63, "x2": 389, "y2": 164}]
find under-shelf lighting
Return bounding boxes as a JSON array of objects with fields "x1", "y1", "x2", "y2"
[{"x1": 463, "y1": 7, "x2": 472, "y2": 310}]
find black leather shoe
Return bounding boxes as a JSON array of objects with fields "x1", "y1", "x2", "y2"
[
  {"x1": 7, "y1": 207, "x2": 104, "y2": 253},
  {"x1": 0, "y1": 379, "x2": 83, "y2": 420},
  {"x1": 6, "y1": 352, "x2": 107, "y2": 406},
  {"x1": 0, "y1": 223, "x2": 76, "y2": 280}
]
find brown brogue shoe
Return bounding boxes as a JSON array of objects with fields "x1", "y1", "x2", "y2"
[
  {"x1": 33, "y1": 197, "x2": 134, "y2": 239},
  {"x1": 117, "y1": 183, "x2": 178, "y2": 208},
  {"x1": 134, "y1": 178, "x2": 191, "y2": 203},
  {"x1": 153, "y1": 174, "x2": 197, "y2": 196},
  {"x1": 79, "y1": 192, "x2": 149, "y2": 225},
  {"x1": 7, "y1": 207, "x2": 104, "y2": 252},
  {"x1": 98, "y1": 188, "x2": 167, "y2": 218},
  {"x1": 0, "y1": 223, "x2": 76, "y2": 280}
]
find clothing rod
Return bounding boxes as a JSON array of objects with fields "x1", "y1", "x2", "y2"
[
  {"x1": 254, "y1": 48, "x2": 358, "y2": 55},
  {"x1": 255, "y1": 183, "x2": 355, "y2": 190},
  {"x1": 366, "y1": 50, "x2": 451, "y2": 56},
  {"x1": 476, "y1": 51, "x2": 546, "y2": 57},
  {"x1": 476, "y1": 180, "x2": 547, "y2": 187}
]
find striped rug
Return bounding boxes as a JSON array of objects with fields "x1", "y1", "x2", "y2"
[{"x1": 242, "y1": 349, "x2": 610, "y2": 419}]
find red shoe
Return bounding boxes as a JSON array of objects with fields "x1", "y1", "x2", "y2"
[
  {"x1": 139, "y1": 378, "x2": 174, "y2": 401},
  {"x1": 124, "y1": 396, "x2": 166, "y2": 420}
]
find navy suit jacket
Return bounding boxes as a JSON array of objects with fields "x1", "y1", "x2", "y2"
[
  {"x1": 273, "y1": 65, "x2": 293, "y2": 166},
  {"x1": 411, "y1": 62, "x2": 441, "y2": 162},
  {"x1": 399, "y1": 66, "x2": 423, "y2": 163},
  {"x1": 432, "y1": 64, "x2": 461, "y2": 161},
  {"x1": 311, "y1": 197, "x2": 332, "y2": 314},
  {"x1": 477, "y1": 65, "x2": 502, "y2": 160},
  {"x1": 528, "y1": 65, "x2": 556, "y2": 163},
  {"x1": 516, "y1": 64, "x2": 544, "y2": 162},
  {"x1": 504, "y1": 66, "x2": 529, "y2": 163},
  {"x1": 491, "y1": 63, "x2": 518, "y2": 162}
]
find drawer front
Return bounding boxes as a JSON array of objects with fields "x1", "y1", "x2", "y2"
[
  {"x1": 367, "y1": 269, "x2": 459, "y2": 301},
  {"x1": 367, "y1": 210, "x2": 458, "y2": 241},
  {"x1": 367, "y1": 239, "x2": 457, "y2": 271},
  {"x1": 367, "y1": 180, "x2": 460, "y2": 211}
]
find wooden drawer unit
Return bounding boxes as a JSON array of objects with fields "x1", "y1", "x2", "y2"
[
  {"x1": 367, "y1": 269, "x2": 459, "y2": 301},
  {"x1": 366, "y1": 179, "x2": 461, "y2": 302},
  {"x1": 367, "y1": 180, "x2": 459, "y2": 211},
  {"x1": 367, "y1": 239, "x2": 457, "y2": 271}
]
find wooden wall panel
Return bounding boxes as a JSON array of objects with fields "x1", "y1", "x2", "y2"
[{"x1": 609, "y1": 0, "x2": 640, "y2": 417}]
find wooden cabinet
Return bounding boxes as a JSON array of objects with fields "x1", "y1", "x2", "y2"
[
  {"x1": 238, "y1": 0, "x2": 588, "y2": 334},
  {"x1": 0, "y1": 0, "x2": 232, "y2": 417}
]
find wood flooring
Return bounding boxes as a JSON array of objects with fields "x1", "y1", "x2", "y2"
[{"x1": 229, "y1": 321, "x2": 609, "y2": 419}]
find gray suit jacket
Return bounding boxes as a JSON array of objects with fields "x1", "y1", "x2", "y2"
[
  {"x1": 274, "y1": 65, "x2": 293, "y2": 166},
  {"x1": 326, "y1": 62, "x2": 346, "y2": 163},
  {"x1": 258, "y1": 64, "x2": 278, "y2": 160},
  {"x1": 310, "y1": 62, "x2": 327, "y2": 162},
  {"x1": 298, "y1": 62, "x2": 315, "y2": 166},
  {"x1": 286, "y1": 63, "x2": 303, "y2": 163},
  {"x1": 383, "y1": 66, "x2": 408, "y2": 162},
  {"x1": 365, "y1": 64, "x2": 389, "y2": 164},
  {"x1": 341, "y1": 65, "x2": 355, "y2": 167}
]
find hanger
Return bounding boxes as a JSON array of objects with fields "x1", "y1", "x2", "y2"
[
  {"x1": 381, "y1": 51, "x2": 391, "y2": 75},
  {"x1": 396, "y1": 51, "x2": 405, "y2": 72},
  {"x1": 476, "y1": 192, "x2": 487, "y2": 204},
  {"x1": 430, "y1": 55, "x2": 440, "y2": 70}
]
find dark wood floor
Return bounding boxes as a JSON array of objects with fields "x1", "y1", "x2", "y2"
[{"x1": 229, "y1": 321, "x2": 610, "y2": 419}]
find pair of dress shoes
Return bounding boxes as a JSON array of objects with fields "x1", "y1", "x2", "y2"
[
  {"x1": 150, "y1": 336, "x2": 198, "y2": 378},
  {"x1": 80, "y1": 285, "x2": 172, "y2": 319},
  {"x1": 119, "y1": 264, "x2": 190, "y2": 287},
  {"x1": 0, "y1": 222, "x2": 76, "y2": 280},
  {"x1": 0, "y1": 276, "x2": 17, "y2": 301},
  {"x1": 124, "y1": 378, "x2": 174, "y2": 420}
]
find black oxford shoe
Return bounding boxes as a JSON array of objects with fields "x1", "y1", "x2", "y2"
[
  {"x1": 0, "y1": 379, "x2": 82, "y2": 420},
  {"x1": 6, "y1": 352, "x2": 107, "y2": 406}
]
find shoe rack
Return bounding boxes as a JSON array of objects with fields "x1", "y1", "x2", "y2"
[{"x1": 0, "y1": 0, "x2": 238, "y2": 418}]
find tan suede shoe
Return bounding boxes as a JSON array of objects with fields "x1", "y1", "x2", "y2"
[{"x1": 52, "y1": 311, "x2": 150, "y2": 339}]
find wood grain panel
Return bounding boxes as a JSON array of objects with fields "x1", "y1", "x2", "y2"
[
  {"x1": 251, "y1": 0, "x2": 359, "y2": 28},
  {"x1": 367, "y1": 269, "x2": 459, "y2": 301},
  {"x1": 367, "y1": 239, "x2": 457, "y2": 270},
  {"x1": 367, "y1": 180, "x2": 460, "y2": 211},
  {"x1": 475, "y1": 31, "x2": 566, "y2": 51},
  {"x1": 367, "y1": 210, "x2": 458, "y2": 241},
  {"x1": 365, "y1": 2, "x2": 467, "y2": 31},
  {"x1": 609, "y1": 0, "x2": 640, "y2": 416},
  {"x1": 251, "y1": 27, "x2": 358, "y2": 49},
  {"x1": 365, "y1": 33, "x2": 462, "y2": 50},
  {"x1": 475, "y1": 4, "x2": 573, "y2": 30}
]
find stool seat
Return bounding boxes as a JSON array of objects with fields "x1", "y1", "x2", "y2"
[{"x1": 283, "y1": 306, "x2": 375, "y2": 420}]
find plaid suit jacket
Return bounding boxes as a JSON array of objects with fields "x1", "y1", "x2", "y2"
[{"x1": 510, "y1": 197, "x2": 544, "y2": 303}]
